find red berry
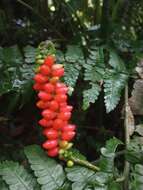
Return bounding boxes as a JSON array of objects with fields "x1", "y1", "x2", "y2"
[
  {"x1": 34, "y1": 74, "x2": 48, "y2": 83},
  {"x1": 49, "y1": 100, "x2": 59, "y2": 111},
  {"x1": 52, "y1": 64, "x2": 63, "y2": 70},
  {"x1": 52, "y1": 68, "x2": 64, "y2": 77},
  {"x1": 40, "y1": 65, "x2": 50, "y2": 75},
  {"x1": 58, "y1": 112, "x2": 71, "y2": 121},
  {"x1": 50, "y1": 77, "x2": 59, "y2": 84},
  {"x1": 53, "y1": 119, "x2": 64, "y2": 129},
  {"x1": 56, "y1": 83, "x2": 66, "y2": 89},
  {"x1": 36, "y1": 100, "x2": 49, "y2": 109},
  {"x1": 62, "y1": 124, "x2": 76, "y2": 131},
  {"x1": 33, "y1": 83, "x2": 43, "y2": 91},
  {"x1": 55, "y1": 94, "x2": 67, "y2": 103},
  {"x1": 38, "y1": 91, "x2": 52, "y2": 101},
  {"x1": 60, "y1": 105, "x2": 73, "y2": 112},
  {"x1": 43, "y1": 83, "x2": 55, "y2": 93},
  {"x1": 60, "y1": 102, "x2": 67, "y2": 108},
  {"x1": 56, "y1": 87, "x2": 68, "y2": 94},
  {"x1": 43, "y1": 140, "x2": 58, "y2": 149},
  {"x1": 46, "y1": 120, "x2": 54, "y2": 127},
  {"x1": 43, "y1": 129, "x2": 58, "y2": 139},
  {"x1": 39, "y1": 118, "x2": 53, "y2": 127},
  {"x1": 39, "y1": 118, "x2": 48, "y2": 127},
  {"x1": 42, "y1": 109, "x2": 56, "y2": 119},
  {"x1": 62, "y1": 131, "x2": 75, "y2": 141},
  {"x1": 47, "y1": 147, "x2": 59, "y2": 157},
  {"x1": 44, "y1": 55, "x2": 55, "y2": 67}
]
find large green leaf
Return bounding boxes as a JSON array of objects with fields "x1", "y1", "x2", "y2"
[
  {"x1": 0, "y1": 45, "x2": 35, "y2": 111},
  {"x1": 3, "y1": 45, "x2": 23, "y2": 66},
  {"x1": 131, "y1": 164, "x2": 143, "y2": 190},
  {"x1": 66, "y1": 166, "x2": 109, "y2": 190},
  {"x1": 64, "y1": 63, "x2": 81, "y2": 89},
  {"x1": 99, "y1": 137, "x2": 122, "y2": 173},
  {"x1": 82, "y1": 83, "x2": 101, "y2": 110},
  {"x1": 84, "y1": 47, "x2": 105, "y2": 83},
  {"x1": 58, "y1": 45, "x2": 84, "y2": 92},
  {"x1": 109, "y1": 50, "x2": 126, "y2": 71},
  {"x1": 24, "y1": 145, "x2": 66, "y2": 190},
  {"x1": 66, "y1": 166, "x2": 94, "y2": 190},
  {"x1": 23, "y1": 45, "x2": 36, "y2": 64},
  {"x1": 65, "y1": 45, "x2": 84, "y2": 62},
  {"x1": 0, "y1": 178, "x2": 9, "y2": 190},
  {"x1": 104, "y1": 70, "x2": 128, "y2": 113},
  {"x1": 0, "y1": 161, "x2": 39, "y2": 190}
]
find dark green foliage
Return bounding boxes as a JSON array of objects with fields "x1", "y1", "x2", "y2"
[
  {"x1": 24, "y1": 145, "x2": 66, "y2": 190},
  {"x1": 83, "y1": 83, "x2": 101, "y2": 110},
  {"x1": 0, "y1": 138, "x2": 124, "y2": 190},
  {"x1": 0, "y1": 45, "x2": 35, "y2": 112},
  {"x1": 104, "y1": 70, "x2": 128, "y2": 113},
  {"x1": 131, "y1": 164, "x2": 143, "y2": 190},
  {"x1": 0, "y1": 161, "x2": 39, "y2": 190}
]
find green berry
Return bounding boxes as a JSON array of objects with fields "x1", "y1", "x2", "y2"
[
  {"x1": 36, "y1": 59, "x2": 44, "y2": 64},
  {"x1": 67, "y1": 160, "x2": 74, "y2": 167}
]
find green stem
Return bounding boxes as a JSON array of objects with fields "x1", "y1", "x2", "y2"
[
  {"x1": 94, "y1": 0, "x2": 102, "y2": 24},
  {"x1": 111, "y1": 0, "x2": 124, "y2": 21},
  {"x1": 123, "y1": 85, "x2": 130, "y2": 190},
  {"x1": 70, "y1": 156, "x2": 100, "y2": 172}
]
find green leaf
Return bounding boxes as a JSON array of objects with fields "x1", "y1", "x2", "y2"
[
  {"x1": 104, "y1": 70, "x2": 128, "y2": 113},
  {"x1": 108, "y1": 181, "x2": 122, "y2": 190},
  {"x1": 126, "y1": 139, "x2": 143, "y2": 164},
  {"x1": 94, "y1": 187, "x2": 108, "y2": 190},
  {"x1": 63, "y1": 63, "x2": 81, "y2": 89},
  {"x1": 0, "y1": 45, "x2": 34, "y2": 99},
  {"x1": 99, "y1": 137, "x2": 122, "y2": 172},
  {"x1": 66, "y1": 166, "x2": 94, "y2": 182},
  {"x1": 66, "y1": 166, "x2": 109, "y2": 190},
  {"x1": 58, "y1": 181, "x2": 72, "y2": 190},
  {"x1": 0, "y1": 178, "x2": 9, "y2": 190},
  {"x1": 105, "y1": 137, "x2": 123, "y2": 153},
  {"x1": 65, "y1": 45, "x2": 84, "y2": 62},
  {"x1": 24, "y1": 145, "x2": 66, "y2": 190},
  {"x1": 131, "y1": 164, "x2": 143, "y2": 190},
  {"x1": 66, "y1": 166, "x2": 94, "y2": 190},
  {"x1": 3, "y1": 45, "x2": 23, "y2": 66},
  {"x1": 23, "y1": 45, "x2": 36, "y2": 64},
  {"x1": 84, "y1": 47, "x2": 105, "y2": 83},
  {"x1": 82, "y1": 83, "x2": 101, "y2": 110},
  {"x1": 109, "y1": 50, "x2": 126, "y2": 71},
  {"x1": 0, "y1": 161, "x2": 38, "y2": 190}
]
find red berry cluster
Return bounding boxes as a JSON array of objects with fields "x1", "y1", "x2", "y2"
[{"x1": 33, "y1": 55, "x2": 76, "y2": 157}]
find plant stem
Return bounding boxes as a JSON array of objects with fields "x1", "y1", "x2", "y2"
[
  {"x1": 111, "y1": 0, "x2": 124, "y2": 21},
  {"x1": 70, "y1": 156, "x2": 100, "y2": 172},
  {"x1": 123, "y1": 85, "x2": 130, "y2": 190},
  {"x1": 94, "y1": 0, "x2": 102, "y2": 24}
]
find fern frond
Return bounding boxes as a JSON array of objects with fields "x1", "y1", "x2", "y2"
[
  {"x1": 131, "y1": 164, "x2": 143, "y2": 190},
  {"x1": 23, "y1": 45, "x2": 36, "y2": 64},
  {"x1": 83, "y1": 83, "x2": 101, "y2": 110},
  {"x1": 104, "y1": 70, "x2": 128, "y2": 113},
  {"x1": 84, "y1": 47, "x2": 105, "y2": 83},
  {"x1": 0, "y1": 178, "x2": 9, "y2": 190},
  {"x1": 0, "y1": 161, "x2": 38, "y2": 190},
  {"x1": 64, "y1": 63, "x2": 81, "y2": 89},
  {"x1": 109, "y1": 49, "x2": 126, "y2": 71},
  {"x1": 24, "y1": 145, "x2": 66, "y2": 190}
]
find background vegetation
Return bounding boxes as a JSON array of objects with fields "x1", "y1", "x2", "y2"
[{"x1": 0, "y1": 0, "x2": 143, "y2": 189}]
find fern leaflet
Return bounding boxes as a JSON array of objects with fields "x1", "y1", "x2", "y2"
[
  {"x1": 24, "y1": 145, "x2": 66, "y2": 190},
  {"x1": 0, "y1": 161, "x2": 38, "y2": 190}
]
